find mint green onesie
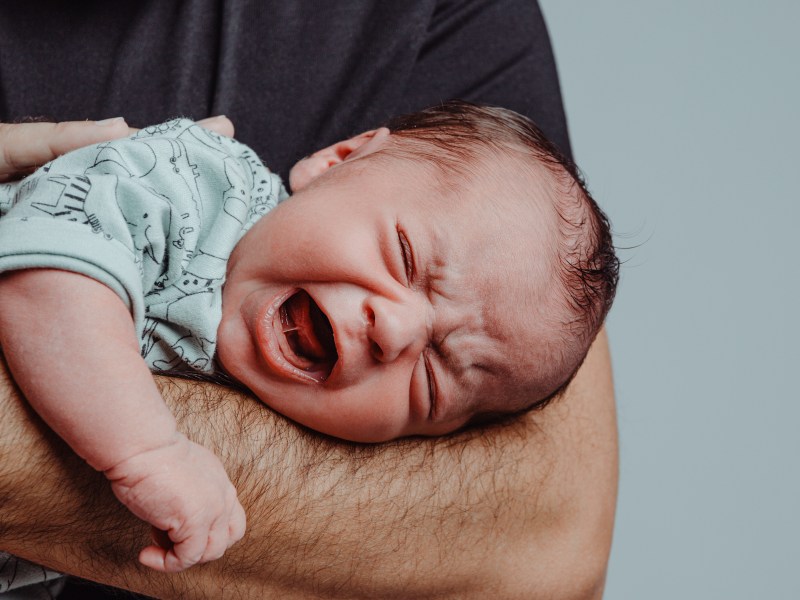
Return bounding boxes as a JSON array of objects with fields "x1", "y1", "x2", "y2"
[
  {"x1": 0, "y1": 120, "x2": 287, "y2": 595},
  {"x1": 0, "y1": 119, "x2": 288, "y2": 373}
]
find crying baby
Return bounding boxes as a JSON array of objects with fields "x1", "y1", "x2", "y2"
[{"x1": 0, "y1": 101, "x2": 618, "y2": 572}]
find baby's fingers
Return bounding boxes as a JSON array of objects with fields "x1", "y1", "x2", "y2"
[
  {"x1": 163, "y1": 529, "x2": 211, "y2": 573},
  {"x1": 138, "y1": 526, "x2": 207, "y2": 573},
  {"x1": 200, "y1": 499, "x2": 247, "y2": 563},
  {"x1": 230, "y1": 500, "x2": 247, "y2": 544},
  {"x1": 199, "y1": 517, "x2": 230, "y2": 564},
  {"x1": 137, "y1": 511, "x2": 246, "y2": 572},
  {"x1": 138, "y1": 543, "x2": 175, "y2": 573},
  {"x1": 139, "y1": 545, "x2": 201, "y2": 574}
]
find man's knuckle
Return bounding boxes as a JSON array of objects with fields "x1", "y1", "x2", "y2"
[
  {"x1": 52, "y1": 121, "x2": 70, "y2": 134},
  {"x1": 1, "y1": 142, "x2": 19, "y2": 172}
]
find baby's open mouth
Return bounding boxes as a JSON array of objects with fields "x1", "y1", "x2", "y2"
[{"x1": 277, "y1": 289, "x2": 338, "y2": 381}]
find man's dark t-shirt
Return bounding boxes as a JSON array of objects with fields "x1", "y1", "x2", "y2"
[
  {"x1": 0, "y1": 0, "x2": 572, "y2": 180},
  {"x1": 0, "y1": 1, "x2": 570, "y2": 598}
]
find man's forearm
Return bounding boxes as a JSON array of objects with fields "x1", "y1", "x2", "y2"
[{"x1": 0, "y1": 331, "x2": 617, "y2": 599}]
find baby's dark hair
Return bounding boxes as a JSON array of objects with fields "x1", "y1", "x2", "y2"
[{"x1": 379, "y1": 100, "x2": 619, "y2": 417}]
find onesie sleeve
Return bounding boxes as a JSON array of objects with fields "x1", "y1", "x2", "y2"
[
  {"x1": 0, "y1": 164, "x2": 150, "y2": 320},
  {"x1": 0, "y1": 119, "x2": 285, "y2": 345},
  {"x1": 0, "y1": 119, "x2": 270, "y2": 330}
]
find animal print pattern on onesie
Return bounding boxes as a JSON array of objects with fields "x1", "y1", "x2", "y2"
[{"x1": 0, "y1": 119, "x2": 288, "y2": 374}]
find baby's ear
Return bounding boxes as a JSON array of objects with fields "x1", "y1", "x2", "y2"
[{"x1": 289, "y1": 127, "x2": 390, "y2": 192}]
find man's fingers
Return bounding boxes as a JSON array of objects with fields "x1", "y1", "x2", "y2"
[
  {"x1": 127, "y1": 115, "x2": 234, "y2": 138},
  {"x1": 1, "y1": 115, "x2": 233, "y2": 182},
  {"x1": 0, "y1": 118, "x2": 129, "y2": 180},
  {"x1": 196, "y1": 115, "x2": 235, "y2": 137}
]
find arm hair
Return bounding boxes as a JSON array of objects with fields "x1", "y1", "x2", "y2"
[{"x1": 0, "y1": 331, "x2": 616, "y2": 599}]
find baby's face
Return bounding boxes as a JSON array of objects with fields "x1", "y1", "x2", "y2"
[{"x1": 218, "y1": 150, "x2": 557, "y2": 442}]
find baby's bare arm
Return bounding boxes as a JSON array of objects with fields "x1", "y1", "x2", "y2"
[
  {"x1": 0, "y1": 268, "x2": 245, "y2": 571},
  {"x1": 0, "y1": 329, "x2": 616, "y2": 599},
  {"x1": 0, "y1": 268, "x2": 180, "y2": 469}
]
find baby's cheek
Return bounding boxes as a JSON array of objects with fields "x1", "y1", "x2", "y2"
[
  {"x1": 307, "y1": 387, "x2": 410, "y2": 442},
  {"x1": 215, "y1": 316, "x2": 259, "y2": 391},
  {"x1": 339, "y1": 387, "x2": 412, "y2": 442}
]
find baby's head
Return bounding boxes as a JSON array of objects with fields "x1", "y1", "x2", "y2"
[{"x1": 217, "y1": 101, "x2": 618, "y2": 442}]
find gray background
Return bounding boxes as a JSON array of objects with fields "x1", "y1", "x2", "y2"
[{"x1": 538, "y1": 1, "x2": 799, "y2": 598}]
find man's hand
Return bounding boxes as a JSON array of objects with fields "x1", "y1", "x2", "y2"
[
  {"x1": 0, "y1": 116, "x2": 234, "y2": 182},
  {"x1": 129, "y1": 115, "x2": 234, "y2": 139},
  {"x1": 0, "y1": 119, "x2": 130, "y2": 181}
]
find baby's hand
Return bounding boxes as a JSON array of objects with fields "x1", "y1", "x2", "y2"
[{"x1": 104, "y1": 434, "x2": 246, "y2": 572}]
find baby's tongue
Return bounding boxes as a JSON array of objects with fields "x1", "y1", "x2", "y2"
[{"x1": 285, "y1": 291, "x2": 330, "y2": 360}]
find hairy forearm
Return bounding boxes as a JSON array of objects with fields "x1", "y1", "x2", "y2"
[{"x1": 0, "y1": 331, "x2": 617, "y2": 599}]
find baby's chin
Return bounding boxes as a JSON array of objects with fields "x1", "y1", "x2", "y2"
[
  {"x1": 258, "y1": 395, "x2": 424, "y2": 444},
  {"x1": 288, "y1": 412, "x2": 411, "y2": 444}
]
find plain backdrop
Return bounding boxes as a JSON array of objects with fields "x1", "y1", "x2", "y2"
[{"x1": 538, "y1": 2, "x2": 799, "y2": 598}]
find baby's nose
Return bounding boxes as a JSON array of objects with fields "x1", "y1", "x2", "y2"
[{"x1": 364, "y1": 293, "x2": 427, "y2": 363}]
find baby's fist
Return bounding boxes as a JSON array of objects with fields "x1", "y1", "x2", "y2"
[{"x1": 105, "y1": 434, "x2": 246, "y2": 572}]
